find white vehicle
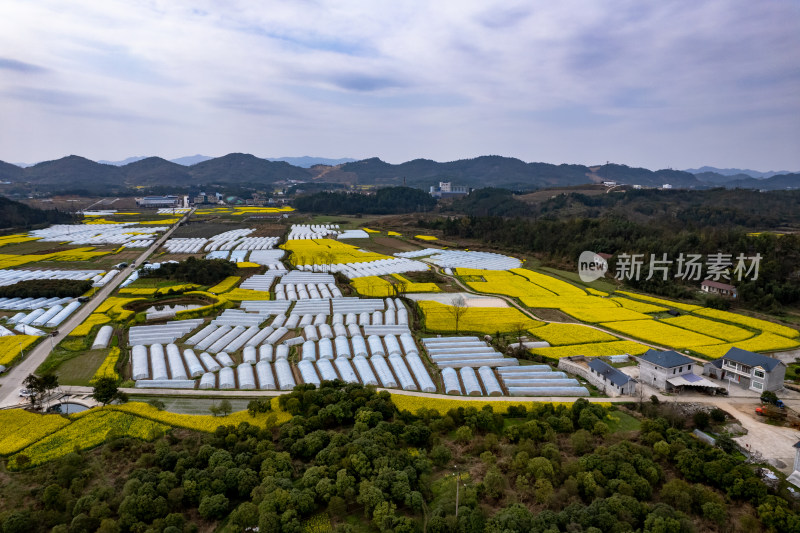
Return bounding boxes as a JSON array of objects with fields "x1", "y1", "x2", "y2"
[{"x1": 19, "y1": 388, "x2": 33, "y2": 398}]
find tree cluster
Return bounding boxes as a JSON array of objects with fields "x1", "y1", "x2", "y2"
[
  {"x1": 293, "y1": 187, "x2": 437, "y2": 215},
  {"x1": 1, "y1": 385, "x2": 798, "y2": 532},
  {"x1": 140, "y1": 257, "x2": 237, "y2": 286},
  {"x1": 0, "y1": 279, "x2": 92, "y2": 299},
  {"x1": 0, "y1": 196, "x2": 75, "y2": 229}
]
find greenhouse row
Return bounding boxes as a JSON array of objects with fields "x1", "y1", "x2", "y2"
[
  {"x1": 326, "y1": 257, "x2": 429, "y2": 279},
  {"x1": 285, "y1": 224, "x2": 339, "y2": 240},
  {"x1": 0, "y1": 268, "x2": 104, "y2": 289},
  {"x1": 29, "y1": 223, "x2": 166, "y2": 246}
]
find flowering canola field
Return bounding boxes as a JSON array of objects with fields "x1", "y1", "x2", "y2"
[
  {"x1": 0, "y1": 335, "x2": 40, "y2": 365},
  {"x1": 282, "y1": 239, "x2": 391, "y2": 266},
  {"x1": 599, "y1": 319, "x2": 724, "y2": 348},
  {"x1": 693, "y1": 308, "x2": 800, "y2": 339},
  {"x1": 70, "y1": 313, "x2": 112, "y2": 337},
  {"x1": 529, "y1": 323, "x2": 618, "y2": 346},
  {"x1": 661, "y1": 315, "x2": 754, "y2": 342},
  {"x1": 529, "y1": 340, "x2": 650, "y2": 359},
  {"x1": 418, "y1": 300, "x2": 541, "y2": 334},
  {"x1": 0, "y1": 410, "x2": 71, "y2": 455},
  {"x1": 390, "y1": 393, "x2": 610, "y2": 415},
  {"x1": 92, "y1": 347, "x2": 121, "y2": 383},
  {"x1": 5, "y1": 399, "x2": 292, "y2": 468},
  {"x1": 208, "y1": 275, "x2": 241, "y2": 294}
]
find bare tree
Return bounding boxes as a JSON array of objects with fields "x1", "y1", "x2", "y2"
[{"x1": 449, "y1": 295, "x2": 468, "y2": 334}]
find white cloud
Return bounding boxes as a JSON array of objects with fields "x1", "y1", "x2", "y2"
[{"x1": 0, "y1": 0, "x2": 798, "y2": 170}]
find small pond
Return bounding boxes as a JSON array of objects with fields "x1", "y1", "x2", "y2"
[
  {"x1": 48, "y1": 402, "x2": 89, "y2": 414},
  {"x1": 145, "y1": 303, "x2": 202, "y2": 320}
]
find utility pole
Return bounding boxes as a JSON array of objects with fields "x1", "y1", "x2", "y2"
[{"x1": 454, "y1": 468, "x2": 460, "y2": 520}]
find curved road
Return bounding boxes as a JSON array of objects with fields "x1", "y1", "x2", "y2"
[{"x1": 0, "y1": 208, "x2": 194, "y2": 408}]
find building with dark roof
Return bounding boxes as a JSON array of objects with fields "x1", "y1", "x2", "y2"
[
  {"x1": 587, "y1": 358, "x2": 637, "y2": 395},
  {"x1": 701, "y1": 280, "x2": 737, "y2": 298},
  {"x1": 704, "y1": 347, "x2": 786, "y2": 392},
  {"x1": 637, "y1": 349, "x2": 720, "y2": 392}
]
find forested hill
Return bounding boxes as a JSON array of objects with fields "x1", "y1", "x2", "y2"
[
  {"x1": 0, "y1": 195, "x2": 74, "y2": 229},
  {"x1": 1, "y1": 153, "x2": 797, "y2": 193}
]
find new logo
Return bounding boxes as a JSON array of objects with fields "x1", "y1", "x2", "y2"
[{"x1": 578, "y1": 251, "x2": 608, "y2": 283}]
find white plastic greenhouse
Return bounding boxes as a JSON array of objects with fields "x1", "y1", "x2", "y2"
[
  {"x1": 405, "y1": 354, "x2": 436, "y2": 393},
  {"x1": 298, "y1": 360, "x2": 321, "y2": 386},
  {"x1": 237, "y1": 363, "x2": 256, "y2": 389},
  {"x1": 199, "y1": 352, "x2": 221, "y2": 372},
  {"x1": 351, "y1": 335, "x2": 368, "y2": 358},
  {"x1": 459, "y1": 367, "x2": 483, "y2": 396},
  {"x1": 255, "y1": 361, "x2": 276, "y2": 389},
  {"x1": 388, "y1": 355, "x2": 416, "y2": 391},
  {"x1": 150, "y1": 344, "x2": 168, "y2": 381},
  {"x1": 441, "y1": 367, "x2": 462, "y2": 395},
  {"x1": 183, "y1": 349, "x2": 205, "y2": 378},
  {"x1": 275, "y1": 344, "x2": 289, "y2": 360},
  {"x1": 199, "y1": 372, "x2": 216, "y2": 389},
  {"x1": 334, "y1": 336, "x2": 352, "y2": 358},
  {"x1": 478, "y1": 366, "x2": 503, "y2": 396},
  {"x1": 243, "y1": 346, "x2": 257, "y2": 364},
  {"x1": 219, "y1": 367, "x2": 235, "y2": 389},
  {"x1": 367, "y1": 335, "x2": 385, "y2": 357},
  {"x1": 259, "y1": 344, "x2": 273, "y2": 362},
  {"x1": 166, "y1": 344, "x2": 188, "y2": 380},
  {"x1": 302, "y1": 340, "x2": 316, "y2": 361},
  {"x1": 274, "y1": 359, "x2": 296, "y2": 390},
  {"x1": 318, "y1": 338, "x2": 334, "y2": 360},
  {"x1": 371, "y1": 356, "x2": 397, "y2": 388},
  {"x1": 132, "y1": 345, "x2": 149, "y2": 380},
  {"x1": 334, "y1": 358, "x2": 359, "y2": 383},
  {"x1": 216, "y1": 352, "x2": 235, "y2": 367},
  {"x1": 316, "y1": 359, "x2": 338, "y2": 381},
  {"x1": 92, "y1": 325, "x2": 114, "y2": 349},
  {"x1": 195, "y1": 325, "x2": 231, "y2": 351}
]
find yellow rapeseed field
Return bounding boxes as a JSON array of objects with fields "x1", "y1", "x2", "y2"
[
  {"x1": 419, "y1": 300, "x2": 541, "y2": 334},
  {"x1": 610, "y1": 297, "x2": 669, "y2": 313},
  {"x1": 0, "y1": 234, "x2": 40, "y2": 247},
  {"x1": 599, "y1": 319, "x2": 722, "y2": 348},
  {"x1": 207, "y1": 276, "x2": 241, "y2": 294},
  {"x1": 561, "y1": 307, "x2": 653, "y2": 323},
  {"x1": 662, "y1": 315, "x2": 755, "y2": 342},
  {"x1": 616, "y1": 291, "x2": 701, "y2": 312},
  {"x1": 391, "y1": 273, "x2": 440, "y2": 293},
  {"x1": 222, "y1": 288, "x2": 272, "y2": 301},
  {"x1": 91, "y1": 347, "x2": 121, "y2": 383},
  {"x1": 414, "y1": 235, "x2": 438, "y2": 241},
  {"x1": 529, "y1": 340, "x2": 650, "y2": 359},
  {"x1": 691, "y1": 332, "x2": 800, "y2": 359},
  {"x1": 70, "y1": 313, "x2": 112, "y2": 337},
  {"x1": 282, "y1": 238, "x2": 391, "y2": 266},
  {"x1": 390, "y1": 393, "x2": 609, "y2": 415},
  {"x1": 0, "y1": 335, "x2": 39, "y2": 365},
  {"x1": 0, "y1": 410, "x2": 71, "y2": 455},
  {"x1": 528, "y1": 323, "x2": 618, "y2": 346},
  {"x1": 693, "y1": 308, "x2": 799, "y2": 339},
  {"x1": 351, "y1": 276, "x2": 395, "y2": 297}
]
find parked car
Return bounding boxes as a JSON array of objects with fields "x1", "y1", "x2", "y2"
[{"x1": 19, "y1": 388, "x2": 33, "y2": 398}]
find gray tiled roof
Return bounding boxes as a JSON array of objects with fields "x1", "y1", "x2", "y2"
[
  {"x1": 588, "y1": 358, "x2": 633, "y2": 387},
  {"x1": 639, "y1": 349, "x2": 694, "y2": 368},
  {"x1": 723, "y1": 347, "x2": 783, "y2": 372}
]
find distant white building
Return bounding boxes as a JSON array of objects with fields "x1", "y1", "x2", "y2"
[
  {"x1": 602, "y1": 181, "x2": 617, "y2": 186},
  {"x1": 661, "y1": 184, "x2": 673, "y2": 190},
  {"x1": 430, "y1": 182, "x2": 470, "y2": 199},
  {"x1": 135, "y1": 195, "x2": 180, "y2": 208}
]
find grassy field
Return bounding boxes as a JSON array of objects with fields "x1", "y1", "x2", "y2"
[
  {"x1": 55, "y1": 350, "x2": 108, "y2": 386},
  {"x1": 127, "y1": 396, "x2": 254, "y2": 414},
  {"x1": 606, "y1": 409, "x2": 642, "y2": 432}
]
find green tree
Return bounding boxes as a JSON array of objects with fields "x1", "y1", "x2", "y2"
[
  {"x1": 92, "y1": 377, "x2": 127, "y2": 406},
  {"x1": 198, "y1": 494, "x2": 229, "y2": 520}
]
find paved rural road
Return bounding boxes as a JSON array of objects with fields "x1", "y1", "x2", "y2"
[{"x1": 0, "y1": 208, "x2": 194, "y2": 408}]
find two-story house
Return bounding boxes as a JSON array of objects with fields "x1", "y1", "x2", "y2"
[
  {"x1": 637, "y1": 349, "x2": 720, "y2": 392},
  {"x1": 703, "y1": 347, "x2": 786, "y2": 392}
]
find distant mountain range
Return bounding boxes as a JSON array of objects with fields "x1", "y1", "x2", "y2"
[
  {"x1": 16, "y1": 155, "x2": 356, "y2": 169},
  {"x1": 0, "y1": 154, "x2": 797, "y2": 193},
  {"x1": 684, "y1": 166, "x2": 793, "y2": 179}
]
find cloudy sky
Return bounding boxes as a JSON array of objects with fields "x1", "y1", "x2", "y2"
[{"x1": 1, "y1": 0, "x2": 798, "y2": 170}]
